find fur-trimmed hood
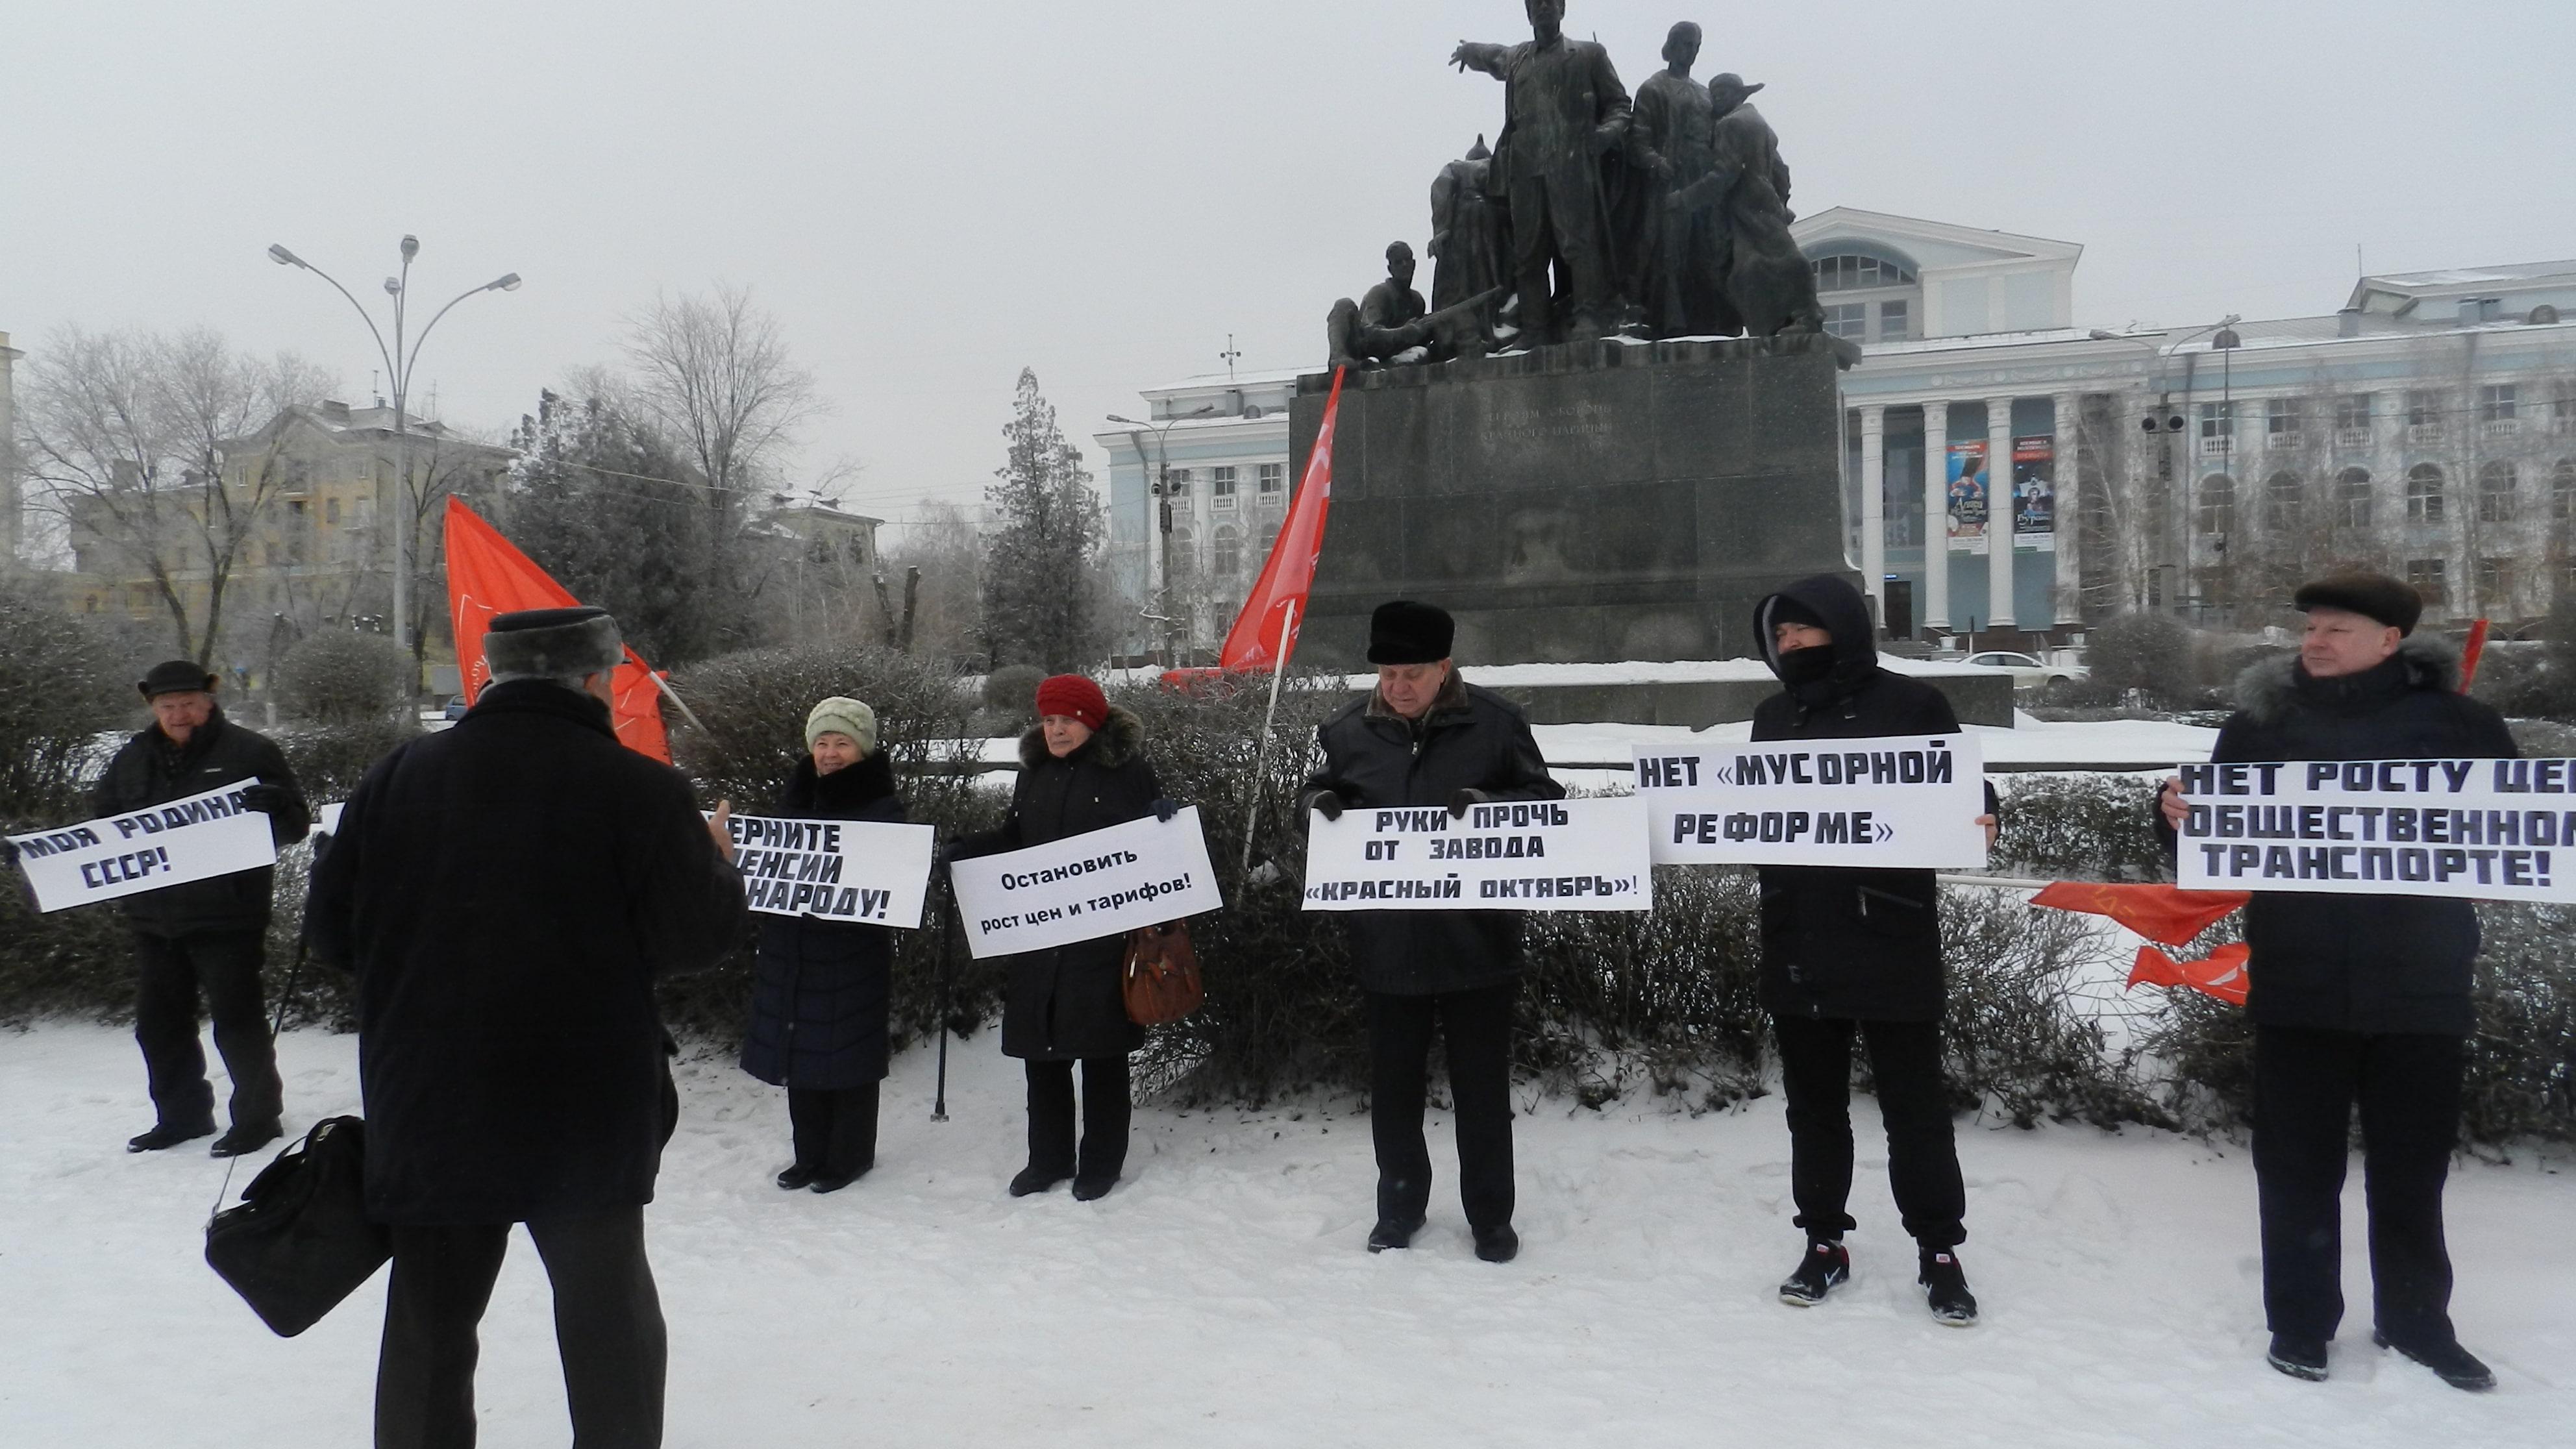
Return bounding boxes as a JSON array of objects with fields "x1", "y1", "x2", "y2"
[
  {"x1": 2235, "y1": 634, "x2": 2460, "y2": 726},
  {"x1": 1016, "y1": 703, "x2": 1145, "y2": 771}
]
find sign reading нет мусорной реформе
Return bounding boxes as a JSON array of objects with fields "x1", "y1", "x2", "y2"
[
  {"x1": 2176, "y1": 757, "x2": 2576, "y2": 903},
  {"x1": 1633, "y1": 735, "x2": 1990, "y2": 870}
]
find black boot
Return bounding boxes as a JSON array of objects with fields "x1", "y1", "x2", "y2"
[
  {"x1": 1366, "y1": 1217, "x2": 1424, "y2": 1253},
  {"x1": 2266, "y1": 1333, "x2": 2329, "y2": 1381},
  {"x1": 1918, "y1": 1248, "x2": 1979, "y2": 1327},
  {"x1": 127, "y1": 1122, "x2": 215, "y2": 1153},
  {"x1": 776, "y1": 1164, "x2": 819, "y2": 1190},
  {"x1": 1472, "y1": 1224, "x2": 1520, "y2": 1264},
  {"x1": 208, "y1": 1121, "x2": 282, "y2": 1158},
  {"x1": 2374, "y1": 1331, "x2": 2495, "y2": 1391},
  {"x1": 1779, "y1": 1238, "x2": 1851, "y2": 1306},
  {"x1": 1009, "y1": 1165, "x2": 1071, "y2": 1197}
]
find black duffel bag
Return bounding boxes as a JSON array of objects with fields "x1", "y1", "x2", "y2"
[{"x1": 205, "y1": 1115, "x2": 391, "y2": 1337}]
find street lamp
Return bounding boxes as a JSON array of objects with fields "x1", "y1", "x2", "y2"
[
  {"x1": 2090, "y1": 317, "x2": 2240, "y2": 617},
  {"x1": 267, "y1": 237, "x2": 520, "y2": 678},
  {"x1": 1108, "y1": 404, "x2": 1216, "y2": 666}
]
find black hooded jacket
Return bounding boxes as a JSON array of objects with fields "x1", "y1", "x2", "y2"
[
  {"x1": 92, "y1": 706, "x2": 310, "y2": 939},
  {"x1": 2159, "y1": 638, "x2": 2516, "y2": 1037},
  {"x1": 739, "y1": 751, "x2": 908, "y2": 1089},
  {"x1": 1747, "y1": 575, "x2": 1990, "y2": 1023}
]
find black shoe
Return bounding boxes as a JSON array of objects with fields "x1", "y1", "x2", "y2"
[
  {"x1": 776, "y1": 1164, "x2": 819, "y2": 1190},
  {"x1": 1366, "y1": 1217, "x2": 1425, "y2": 1253},
  {"x1": 1918, "y1": 1249, "x2": 1979, "y2": 1326},
  {"x1": 809, "y1": 1164, "x2": 870, "y2": 1195},
  {"x1": 1473, "y1": 1224, "x2": 1520, "y2": 1263},
  {"x1": 1009, "y1": 1165, "x2": 1071, "y2": 1198},
  {"x1": 2373, "y1": 1330, "x2": 2495, "y2": 1391},
  {"x1": 1069, "y1": 1173, "x2": 1118, "y2": 1202},
  {"x1": 2266, "y1": 1333, "x2": 2330, "y2": 1381},
  {"x1": 1779, "y1": 1239, "x2": 1851, "y2": 1306},
  {"x1": 208, "y1": 1122, "x2": 282, "y2": 1159},
  {"x1": 127, "y1": 1122, "x2": 215, "y2": 1153}
]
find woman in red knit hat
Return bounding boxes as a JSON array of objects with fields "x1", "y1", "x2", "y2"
[{"x1": 947, "y1": 673, "x2": 1171, "y2": 1200}]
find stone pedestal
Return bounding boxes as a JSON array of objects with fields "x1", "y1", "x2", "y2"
[{"x1": 1292, "y1": 334, "x2": 1859, "y2": 668}]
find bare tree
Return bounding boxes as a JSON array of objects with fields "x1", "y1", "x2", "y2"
[
  {"x1": 16, "y1": 325, "x2": 332, "y2": 663},
  {"x1": 882, "y1": 499, "x2": 986, "y2": 665}
]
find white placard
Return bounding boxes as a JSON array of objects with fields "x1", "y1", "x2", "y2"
[
  {"x1": 1301, "y1": 795, "x2": 1652, "y2": 912},
  {"x1": 2175, "y1": 757, "x2": 2576, "y2": 903},
  {"x1": 6, "y1": 781, "x2": 280, "y2": 913},
  {"x1": 724, "y1": 813, "x2": 937, "y2": 928},
  {"x1": 948, "y1": 808, "x2": 1223, "y2": 958},
  {"x1": 1635, "y1": 734, "x2": 1989, "y2": 869}
]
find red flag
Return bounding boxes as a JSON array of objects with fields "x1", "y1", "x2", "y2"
[
  {"x1": 443, "y1": 497, "x2": 674, "y2": 763},
  {"x1": 2029, "y1": 880, "x2": 2249, "y2": 947},
  {"x1": 2460, "y1": 617, "x2": 2490, "y2": 693},
  {"x1": 1217, "y1": 367, "x2": 1345, "y2": 673},
  {"x1": 2127, "y1": 941, "x2": 2250, "y2": 1006}
]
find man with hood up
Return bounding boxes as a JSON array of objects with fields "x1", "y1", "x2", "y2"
[
  {"x1": 2156, "y1": 573, "x2": 2514, "y2": 1391},
  {"x1": 1746, "y1": 574, "x2": 1994, "y2": 1326}
]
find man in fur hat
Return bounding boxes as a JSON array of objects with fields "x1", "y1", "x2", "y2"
[
  {"x1": 307, "y1": 606, "x2": 747, "y2": 1446},
  {"x1": 2158, "y1": 573, "x2": 2518, "y2": 1391}
]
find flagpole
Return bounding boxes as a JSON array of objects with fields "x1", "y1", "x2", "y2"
[
  {"x1": 646, "y1": 669, "x2": 712, "y2": 735},
  {"x1": 1239, "y1": 600, "x2": 1298, "y2": 875}
]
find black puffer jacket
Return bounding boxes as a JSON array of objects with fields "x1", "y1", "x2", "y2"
[
  {"x1": 1748, "y1": 575, "x2": 1993, "y2": 1024},
  {"x1": 1306, "y1": 673, "x2": 1565, "y2": 996},
  {"x1": 92, "y1": 707, "x2": 310, "y2": 938},
  {"x1": 953, "y1": 707, "x2": 1161, "y2": 1061},
  {"x1": 739, "y1": 752, "x2": 907, "y2": 1089},
  {"x1": 2162, "y1": 638, "x2": 2517, "y2": 1037}
]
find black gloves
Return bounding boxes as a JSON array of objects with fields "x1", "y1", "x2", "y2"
[
  {"x1": 1448, "y1": 788, "x2": 1491, "y2": 820},
  {"x1": 1304, "y1": 789, "x2": 1345, "y2": 822},
  {"x1": 1152, "y1": 797, "x2": 1180, "y2": 824},
  {"x1": 238, "y1": 784, "x2": 288, "y2": 815}
]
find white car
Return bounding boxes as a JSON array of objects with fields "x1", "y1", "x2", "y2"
[{"x1": 1959, "y1": 650, "x2": 2088, "y2": 695}]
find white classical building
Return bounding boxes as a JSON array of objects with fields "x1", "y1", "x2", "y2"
[{"x1": 1092, "y1": 369, "x2": 1296, "y2": 658}]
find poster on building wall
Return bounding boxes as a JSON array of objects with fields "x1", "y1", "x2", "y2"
[
  {"x1": 1945, "y1": 440, "x2": 1988, "y2": 549},
  {"x1": 2012, "y1": 434, "x2": 2055, "y2": 538}
]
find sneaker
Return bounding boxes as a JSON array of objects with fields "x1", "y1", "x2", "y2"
[
  {"x1": 1366, "y1": 1217, "x2": 1425, "y2": 1253},
  {"x1": 1008, "y1": 1165, "x2": 1071, "y2": 1198},
  {"x1": 1779, "y1": 1239, "x2": 1851, "y2": 1306},
  {"x1": 776, "y1": 1165, "x2": 819, "y2": 1190},
  {"x1": 1472, "y1": 1224, "x2": 1520, "y2": 1263},
  {"x1": 127, "y1": 1122, "x2": 216, "y2": 1153},
  {"x1": 2373, "y1": 1331, "x2": 2495, "y2": 1391},
  {"x1": 208, "y1": 1122, "x2": 282, "y2": 1159},
  {"x1": 2266, "y1": 1333, "x2": 2330, "y2": 1381},
  {"x1": 1918, "y1": 1250, "x2": 1979, "y2": 1327}
]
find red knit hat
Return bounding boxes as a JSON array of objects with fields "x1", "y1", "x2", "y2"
[{"x1": 1034, "y1": 674, "x2": 1109, "y2": 732}]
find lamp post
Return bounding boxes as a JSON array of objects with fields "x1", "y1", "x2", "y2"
[
  {"x1": 267, "y1": 238, "x2": 519, "y2": 680},
  {"x1": 2090, "y1": 317, "x2": 2239, "y2": 617},
  {"x1": 1109, "y1": 404, "x2": 1215, "y2": 667}
]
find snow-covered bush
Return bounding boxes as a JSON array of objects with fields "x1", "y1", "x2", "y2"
[
  {"x1": 274, "y1": 630, "x2": 412, "y2": 725},
  {"x1": 1992, "y1": 774, "x2": 2166, "y2": 881}
]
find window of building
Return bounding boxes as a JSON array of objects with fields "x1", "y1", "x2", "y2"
[
  {"x1": 325, "y1": 497, "x2": 341, "y2": 525},
  {"x1": 1823, "y1": 303, "x2": 1868, "y2": 340},
  {"x1": 1257, "y1": 462, "x2": 1285, "y2": 498},
  {"x1": 2407, "y1": 557, "x2": 2447, "y2": 604},
  {"x1": 2477, "y1": 460, "x2": 2516, "y2": 523},
  {"x1": 1212, "y1": 525, "x2": 1240, "y2": 578},
  {"x1": 1877, "y1": 301, "x2": 1909, "y2": 341},
  {"x1": 2405, "y1": 463, "x2": 2446, "y2": 521},
  {"x1": 1211, "y1": 465, "x2": 1237, "y2": 511},
  {"x1": 2263, "y1": 471, "x2": 2305, "y2": 531},
  {"x1": 2555, "y1": 460, "x2": 2576, "y2": 520},
  {"x1": 1811, "y1": 253, "x2": 1917, "y2": 291},
  {"x1": 2197, "y1": 473, "x2": 2236, "y2": 536},
  {"x1": 2198, "y1": 402, "x2": 2235, "y2": 455},
  {"x1": 2335, "y1": 393, "x2": 2373, "y2": 433},
  {"x1": 2406, "y1": 389, "x2": 2444, "y2": 438},
  {"x1": 2333, "y1": 467, "x2": 2373, "y2": 528},
  {"x1": 2478, "y1": 557, "x2": 2510, "y2": 604},
  {"x1": 1170, "y1": 524, "x2": 1195, "y2": 576},
  {"x1": 2266, "y1": 397, "x2": 2304, "y2": 444},
  {"x1": 2555, "y1": 380, "x2": 2576, "y2": 432},
  {"x1": 2479, "y1": 384, "x2": 2518, "y2": 423}
]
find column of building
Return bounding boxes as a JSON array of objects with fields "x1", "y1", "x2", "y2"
[
  {"x1": 1858, "y1": 406, "x2": 1887, "y2": 626},
  {"x1": 1920, "y1": 401, "x2": 1950, "y2": 631},
  {"x1": 2051, "y1": 391, "x2": 2080, "y2": 624},
  {"x1": 1985, "y1": 397, "x2": 2016, "y2": 631}
]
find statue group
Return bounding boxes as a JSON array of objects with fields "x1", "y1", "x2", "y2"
[{"x1": 1328, "y1": 5, "x2": 1833, "y2": 369}]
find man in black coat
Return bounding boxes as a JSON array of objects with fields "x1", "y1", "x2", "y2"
[
  {"x1": 2157, "y1": 573, "x2": 2514, "y2": 1391},
  {"x1": 1304, "y1": 601, "x2": 1563, "y2": 1263},
  {"x1": 93, "y1": 660, "x2": 310, "y2": 1156},
  {"x1": 1747, "y1": 575, "x2": 1995, "y2": 1326},
  {"x1": 306, "y1": 607, "x2": 746, "y2": 1448}
]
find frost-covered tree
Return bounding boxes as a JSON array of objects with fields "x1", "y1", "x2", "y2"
[{"x1": 980, "y1": 369, "x2": 1106, "y2": 672}]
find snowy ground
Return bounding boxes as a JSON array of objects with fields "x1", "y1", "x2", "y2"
[{"x1": 5, "y1": 1022, "x2": 2571, "y2": 1448}]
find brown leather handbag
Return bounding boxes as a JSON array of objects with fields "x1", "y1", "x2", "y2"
[{"x1": 1122, "y1": 920, "x2": 1203, "y2": 1024}]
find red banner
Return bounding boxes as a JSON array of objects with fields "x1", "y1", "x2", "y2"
[
  {"x1": 443, "y1": 497, "x2": 673, "y2": 762},
  {"x1": 2127, "y1": 941, "x2": 2250, "y2": 1006},
  {"x1": 1217, "y1": 367, "x2": 1345, "y2": 673},
  {"x1": 2029, "y1": 880, "x2": 2249, "y2": 947}
]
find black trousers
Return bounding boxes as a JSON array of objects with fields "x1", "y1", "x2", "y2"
[
  {"x1": 786, "y1": 1084, "x2": 880, "y2": 1178},
  {"x1": 2253, "y1": 1024, "x2": 2464, "y2": 1345},
  {"x1": 1025, "y1": 1056, "x2": 1130, "y2": 1182},
  {"x1": 1367, "y1": 982, "x2": 1517, "y2": 1232},
  {"x1": 377, "y1": 1208, "x2": 665, "y2": 1449},
  {"x1": 130, "y1": 928, "x2": 280, "y2": 1133},
  {"x1": 1773, "y1": 1014, "x2": 1966, "y2": 1249}
]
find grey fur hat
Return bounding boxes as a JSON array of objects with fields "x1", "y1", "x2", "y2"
[{"x1": 485, "y1": 606, "x2": 624, "y2": 679}]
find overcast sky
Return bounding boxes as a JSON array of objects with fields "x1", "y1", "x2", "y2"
[{"x1": 8, "y1": 1, "x2": 2572, "y2": 534}]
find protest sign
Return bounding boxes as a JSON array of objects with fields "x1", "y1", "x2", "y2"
[
  {"x1": 723, "y1": 813, "x2": 936, "y2": 928},
  {"x1": 948, "y1": 808, "x2": 1222, "y2": 958},
  {"x1": 6, "y1": 781, "x2": 280, "y2": 913},
  {"x1": 1301, "y1": 795, "x2": 1652, "y2": 912},
  {"x1": 1635, "y1": 734, "x2": 1989, "y2": 869},
  {"x1": 2174, "y1": 757, "x2": 2576, "y2": 904}
]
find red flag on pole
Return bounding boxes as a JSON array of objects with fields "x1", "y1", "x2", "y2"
[
  {"x1": 1217, "y1": 367, "x2": 1345, "y2": 673},
  {"x1": 2028, "y1": 880, "x2": 2249, "y2": 947},
  {"x1": 443, "y1": 497, "x2": 674, "y2": 762},
  {"x1": 2460, "y1": 617, "x2": 2491, "y2": 693},
  {"x1": 2127, "y1": 941, "x2": 2251, "y2": 1006}
]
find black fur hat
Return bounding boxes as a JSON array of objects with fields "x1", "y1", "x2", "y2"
[
  {"x1": 485, "y1": 606, "x2": 624, "y2": 678},
  {"x1": 2292, "y1": 572, "x2": 2421, "y2": 636},
  {"x1": 1368, "y1": 600, "x2": 1455, "y2": 665}
]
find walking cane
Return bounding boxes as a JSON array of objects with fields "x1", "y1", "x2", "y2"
[{"x1": 930, "y1": 873, "x2": 955, "y2": 1122}]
